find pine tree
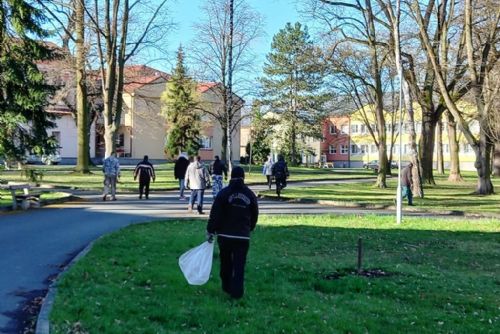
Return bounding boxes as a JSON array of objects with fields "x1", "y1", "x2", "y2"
[
  {"x1": 260, "y1": 22, "x2": 330, "y2": 166},
  {"x1": 161, "y1": 46, "x2": 201, "y2": 158},
  {"x1": 0, "y1": 0, "x2": 55, "y2": 166}
]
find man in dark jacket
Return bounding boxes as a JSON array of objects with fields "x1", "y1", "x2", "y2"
[
  {"x1": 272, "y1": 155, "x2": 289, "y2": 198},
  {"x1": 133, "y1": 155, "x2": 155, "y2": 199},
  {"x1": 401, "y1": 162, "x2": 414, "y2": 205},
  {"x1": 206, "y1": 166, "x2": 259, "y2": 299},
  {"x1": 174, "y1": 153, "x2": 190, "y2": 200},
  {"x1": 210, "y1": 155, "x2": 227, "y2": 197}
]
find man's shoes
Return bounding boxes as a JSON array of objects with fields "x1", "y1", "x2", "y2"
[
  {"x1": 408, "y1": 203, "x2": 414, "y2": 206},
  {"x1": 179, "y1": 196, "x2": 186, "y2": 200},
  {"x1": 145, "y1": 196, "x2": 149, "y2": 200},
  {"x1": 198, "y1": 211, "x2": 205, "y2": 215},
  {"x1": 112, "y1": 197, "x2": 117, "y2": 201},
  {"x1": 139, "y1": 196, "x2": 142, "y2": 199},
  {"x1": 103, "y1": 195, "x2": 106, "y2": 201}
]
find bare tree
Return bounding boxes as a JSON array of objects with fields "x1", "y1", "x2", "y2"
[
  {"x1": 313, "y1": 0, "x2": 392, "y2": 188},
  {"x1": 190, "y1": 0, "x2": 263, "y2": 170},
  {"x1": 88, "y1": 0, "x2": 171, "y2": 157},
  {"x1": 411, "y1": 0, "x2": 499, "y2": 194}
]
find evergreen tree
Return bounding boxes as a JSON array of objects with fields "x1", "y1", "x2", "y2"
[
  {"x1": 245, "y1": 102, "x2": 277, "y2": 163},
  {"x1": 161, "y1": 46, "x2": 201, "y2": 158},
  {"x1": 260, "y1": 22, "x2": 330, "y2": 166},
  {"x1": 0, "y1": 0, "x2": 56, "y2": 166}
]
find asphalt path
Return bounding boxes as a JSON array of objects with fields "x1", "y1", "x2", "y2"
[{"x1": 0, "y1": 178, "x2": 433, "y2": 333}]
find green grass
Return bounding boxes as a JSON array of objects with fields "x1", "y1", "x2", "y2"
[
  {"x1": 50, "y1": 215, "x2": 499, "y2": 333},
  {"x1": 262, "y1": 172, "x2": 500, "y2": 215},
  {"x1": 0, "y1": 165, "x2": 373, "y2": 191},
  {"x1": 0, "y1": 190, "x2": 71, "y2": 207}
]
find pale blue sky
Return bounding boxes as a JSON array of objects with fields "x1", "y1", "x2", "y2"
[{"x1": 148, "y1": 0, "x2": 302, "y2": 74}]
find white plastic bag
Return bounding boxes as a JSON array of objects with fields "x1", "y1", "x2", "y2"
[{"x1": 179, "y1": 241, "x2": 214, "y2": 285}]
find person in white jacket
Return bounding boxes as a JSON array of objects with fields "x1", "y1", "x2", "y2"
[
  {"x1": 262, "y1": 156, "x2": 274, "y2": 190},
  {"x1": 184, "y1": 156, "x2": 210, "y2": 214}
]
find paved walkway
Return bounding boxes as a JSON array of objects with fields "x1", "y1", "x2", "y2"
[{"x1": 0, "y1": 179, "x2": 439, "y2": 333}]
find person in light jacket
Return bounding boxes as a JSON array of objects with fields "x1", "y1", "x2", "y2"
[
  {"x1": 262, "y1": 156, "x2": 274, "y2": 190},
  {"x1": 102, "y1": 153, "x2": 120, "y2": 201},
  {"x1": 184, "y1": 156, "x2": 210, "y2": 214},
  {"x1": 206, "y1": 166, "x2": 259, "y2": 299}
]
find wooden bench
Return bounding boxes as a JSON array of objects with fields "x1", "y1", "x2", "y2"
[{"x1": 0, "y1": 183, "x2": 40, "y2": 210}]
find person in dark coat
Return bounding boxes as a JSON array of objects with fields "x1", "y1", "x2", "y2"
[
  {"x1": 401, "y1": 162, "x2": 414, "y2": 205},
  {"x1": 210, "y1": 155, "x2": 227, "y2": 197},
  {"x1": 206, "y1": 166, "x2": 259, "y2": 299},
  {"x1": 272, "y1": 155, "x2": 289, "y2": 198},
  {"x1": 174, "y1": 152, "x2": 190, "y2": 200},
  {"x1": 133, "y1": 155, "x2": 155, "y2": 199}
]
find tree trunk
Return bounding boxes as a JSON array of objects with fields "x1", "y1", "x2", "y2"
[
  {"x1": 475, "y1": 133, "x2": 494, "y2": 194},
  {"x1": 418, "y1": 111, "x2": 437, "y2": 184},
  {"x1": 75, "y1": 0, "x2": 90, "y2": 173},
  {"x1": 436, "y1": 118, "x2": 445, "y2": 174},
  {"x1": 446, "y1": 111, "x2": 463, "y2": 182},
  {"x1": 493, "y1": 142, "x2": 500, "y2": 177}
]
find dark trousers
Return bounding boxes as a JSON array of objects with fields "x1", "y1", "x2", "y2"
[
  {"x1": 217, "y1": 237, "x2": 250, "y2": 299},
  {"x1": 275, "y1": 177, "x2": 286, "y2": 196},
  {"x1": 139, "y1": 178, "x2": 150, "y2": 199},
  {"x1": 266, "y1": 175, "x2": 272, "y2": 189}
]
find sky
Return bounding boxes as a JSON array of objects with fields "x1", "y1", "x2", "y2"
[{"x1": 147, "y1": 0, "x2": 302, "y2": 75}]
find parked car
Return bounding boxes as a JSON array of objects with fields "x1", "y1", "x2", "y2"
[
  {"x1": 26, "y1": 152, "x2": 61, "y2": 165},
  {"x1": 363, "y1": 160, "x2": 398, "y2": 170}
]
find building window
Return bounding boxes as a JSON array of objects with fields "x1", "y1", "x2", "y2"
[
  {"x1": 116, "y1": 133, "x2": 125, "y2": 147},
  {"x1": 360, "y1": 145, "x2": 368, "y2": 153},
  {"x1": 329, "y1": 145, "x2": 337, "y2": 154},
  {"x1": 351, "y1": 144, "x2": 359, "y2": 154},
  {"x1": 371, "y1": 144, "x2": 377, "y2": 153},
  {"x1": 351, "y1": 124, "x2": 359, "y2": 133},
  {"x1": 341, "y1": 124, "x2": 349, "y2": 134},
  {"x1": 341, "y1": 145, "x2": 349, "y2": 154},
  {"x1": 443, "y1": 144, "x2": 449, "y2": 153},
  {"x1": 200, "y1": 136, "x2": 213, "y2": 149},
  {"x1": 360, "y1": 124, "x2": 366, "y2": 134},
  {"x1": 329, "y1": 124, "x2": 337, "y2": 134},
  {"x1": 51, "y1": 131, "x2": 61, "y2": 146},
  {"x1": 463, "y1": 143, "x2": 471, "y2": 153}
]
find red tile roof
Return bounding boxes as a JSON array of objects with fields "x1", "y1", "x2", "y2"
[{"x1": 123, "y1": 65, "x2": 170, "y2": 93}]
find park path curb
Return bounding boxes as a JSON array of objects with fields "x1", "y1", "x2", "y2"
[{"x1": 35, "y1": 239, "x2": 96, "y2": 334}]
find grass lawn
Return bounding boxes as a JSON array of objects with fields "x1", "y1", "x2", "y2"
[
  {"x1": 0, "y1": 190, "x2": 71, "y2": 208},
  {"x1": 262, "y1": 173, "x2": 500, "y2": 216},
  {"x1": 49, "y1": 215, "x2": 499, "y2": 333},
  {"x1": 0, "y1": 165, "x2": 373, "y2": 192}
]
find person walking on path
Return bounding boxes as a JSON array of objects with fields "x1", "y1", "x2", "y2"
[
  {"x1": 174, "y1": 152, "x2": 190, "y2": 200},
  {"x1": 401, "y1": 162, "x2": 414, "y2": 206},
  {"x1": 102, "y1": 153, "x2": 120, "y2": 201},
  {"x1": 133, "y1": 155, "x2": 156, "y2": 199},
  {"x1": 272, "y1": 155, "x2": 289, "y2": 198},
  {"x1": 262, "y1": 156, "x2": 274, "y2": 190},
  {"x1": 184, "y1": 156, "x2": 210, "y2": 214},
  {"x1": 206, "y1": 166, "x2": 259, "y2": 299},
  {"x1": 210, "y1": 155, "x2": 227, "y2": 197}
]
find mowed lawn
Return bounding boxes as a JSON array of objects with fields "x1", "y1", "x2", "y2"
[
  {"x1": 0, "y1": 164, "x2": 373, "y2": 192},
  {"x1": 49, "y1": 215, "x2": 499, "y2": 333},
  {"x1": 263, "y1": 173, "x2": 500, "y2": 216}
]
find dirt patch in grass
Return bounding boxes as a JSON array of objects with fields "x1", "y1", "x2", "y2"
[{"x1": 324, "y1": 268, "x2": 395, "y2": 280}]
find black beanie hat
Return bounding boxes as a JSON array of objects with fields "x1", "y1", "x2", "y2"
[{"x1": 231, "y1": 166, "x2": 245, "y2": 179}]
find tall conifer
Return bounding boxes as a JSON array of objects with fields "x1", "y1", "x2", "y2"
[
  {"x1": 260, "y1": 22, "x2": 330, "y2": 165},
  {"x1": 161, "y1": 46, "x2": 201, "y2": 158},
  {"x1": 0, "y1": 0, "x2": 55, "y2": 165}
]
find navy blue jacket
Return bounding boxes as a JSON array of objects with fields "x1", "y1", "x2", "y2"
[{"x1": 207, "y1": 178, "x2": 258, "y2": 239}]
